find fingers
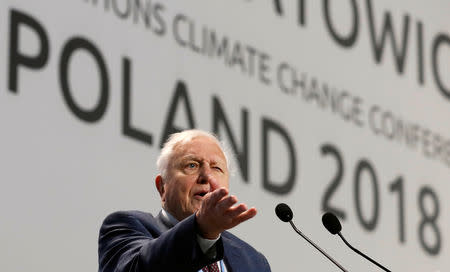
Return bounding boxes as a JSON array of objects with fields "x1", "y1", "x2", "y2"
[
  {"x1": 206, "y1": 187, "x2": 228, "y2": 204},
  {"x1": 236, "y1": 207, "x2": 257, "y2": 223},
  {"x1": 216, "y1": 195, "x2": 238, "y2": 210},
  {"x1": 216, "y1": 195, "x2": 254, "y2": 218},
  {"x1": 226, "y1": 203, "x2": 247, "y2": 217},
  {"x1": 220, "y1": 201, "x2": 257, "y2": 229},
  {"x1": 200, "y1": 188, "x2": 258, "y2": 232},
  {"x1": 228, "y1": 205, "x2": 257, "y2": 222}
]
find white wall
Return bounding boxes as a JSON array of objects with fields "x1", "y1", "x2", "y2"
[{"x1": 1, "y1": 1, "x2": 449, "y2": 271}]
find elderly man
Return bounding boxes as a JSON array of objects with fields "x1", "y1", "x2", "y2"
[{"x1": 98, "y1": 129, "x2": 271, "y2": 272}]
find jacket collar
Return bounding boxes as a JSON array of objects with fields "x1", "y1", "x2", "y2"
[{"x1": 155, "y1": 209, "x2": 179, "y2": 231}]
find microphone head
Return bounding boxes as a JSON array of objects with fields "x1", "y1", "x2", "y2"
[
  {"x1": 275, "y1": 203, "x2": 293, "y2": 222},
  {"x1": 322, "y1": 212, "x2": 342, "y2": 235}
]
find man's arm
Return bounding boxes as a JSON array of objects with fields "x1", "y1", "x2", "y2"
[{"x1": 98, "y1": 211, "x2": 222, "y2": 272}]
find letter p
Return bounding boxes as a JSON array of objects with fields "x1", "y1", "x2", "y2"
[{"x1": 8, "y1": 9, "x2": 49, "y2": 93}]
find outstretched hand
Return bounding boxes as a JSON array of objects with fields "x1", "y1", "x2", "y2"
[{"x1": 195, "y1": 187, "x2": 257, "y2": 239}]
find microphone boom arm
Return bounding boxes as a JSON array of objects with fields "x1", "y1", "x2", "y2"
[
  {"x1": 337, "y1": 233, "x2": 391, "y2": 272},
  {"x1": 289, "y1": 221, "x2": 348, "y2": 272}
]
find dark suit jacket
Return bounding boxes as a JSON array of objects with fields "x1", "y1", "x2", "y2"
[{"x1": 98, "y1": 210, "x2": 271, "y2": 272}]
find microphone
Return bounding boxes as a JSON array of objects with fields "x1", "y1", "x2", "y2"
[
  {"x1": 275, "y1": 202, "x2": 293, "y2": 222},
  {"x1": 322, "y1": 212, "x2": 392, "y2": 272},
  {"x1": 275, "y1": 203, "x2": 348, "y2": 272},
  {"x1": 322, "y1": 212, "x2": 342, "y2": 234}
]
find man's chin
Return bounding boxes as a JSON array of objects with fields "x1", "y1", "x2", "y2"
[{"x1": 189, "y1": 202, "x2": 203, "y2": 213}]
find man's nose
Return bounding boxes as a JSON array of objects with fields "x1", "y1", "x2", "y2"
[{"x1": 197, "y1": 165, "x2": 214, "y2": 184}]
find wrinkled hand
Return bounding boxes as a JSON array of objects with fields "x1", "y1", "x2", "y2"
[{"x1": 195, "y1": 187, "x2": 257, "y2": 239}]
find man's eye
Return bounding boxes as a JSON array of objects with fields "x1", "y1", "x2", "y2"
[
  {"x1": 187, "y1": 163, "x2": 197, "y2": 169},
  {"x1": 213, "y1": 166, "x2": 223, "y2": 172}
]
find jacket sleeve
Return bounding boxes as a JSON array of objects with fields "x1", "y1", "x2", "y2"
[{"x1": 98, "y1": 211, "x2": 224, "y2": 272}]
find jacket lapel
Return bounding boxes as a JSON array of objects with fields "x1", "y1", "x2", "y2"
[{"x1": 222, "y1": 234, "x2": 243, "y2": 272}]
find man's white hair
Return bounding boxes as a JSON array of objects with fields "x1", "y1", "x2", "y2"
[{"x1": 156, "y1": 129, "x2": 233, "y2": 179}]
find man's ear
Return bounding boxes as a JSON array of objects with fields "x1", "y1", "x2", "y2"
[{"x1": 155, "y1": 175, "x2": 165, "y2": 199}]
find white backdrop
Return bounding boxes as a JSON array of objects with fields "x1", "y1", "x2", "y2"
[{"x1": 1, "y1": 1, "x2": 449, "y2": 271}]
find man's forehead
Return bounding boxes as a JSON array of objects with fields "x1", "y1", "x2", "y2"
[
  {"x1": 172, "y1": 137, "x2": 226, "y2": 161},
  {"x1": 178, "y1": 153, "x2": 226, "y2": 163}
]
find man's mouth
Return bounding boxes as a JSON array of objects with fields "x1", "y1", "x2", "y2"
[{"x1": 194, "y1": 190, "x2": 209, "y2": 199}]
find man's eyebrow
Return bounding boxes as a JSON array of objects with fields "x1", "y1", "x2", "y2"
[
  {"x1": 179, "y1": 155, "x2": 200, "y2": 161},
  {"x1": 178, "y1": 154, "x2": 226, "y2": 164}
]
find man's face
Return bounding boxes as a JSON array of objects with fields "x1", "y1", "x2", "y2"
[{"x1": 157, "y1": 136, "x2": 229, "y2": 221}]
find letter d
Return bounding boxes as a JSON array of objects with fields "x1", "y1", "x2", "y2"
[{"x1": 262, "y1": 118, "x2": 297, "y2": 195}]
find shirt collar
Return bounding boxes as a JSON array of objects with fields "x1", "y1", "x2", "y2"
[{"x1": 161, "y1": 208, "x2": 179, "y2": 227}]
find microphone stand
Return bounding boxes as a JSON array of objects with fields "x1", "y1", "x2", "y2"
[
  {"x1": 337, "y1": 233, "x2": 391, "y2": 272},
  {"x1": 289, "y1": 221, "x2": 348, "y2": 272}
]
